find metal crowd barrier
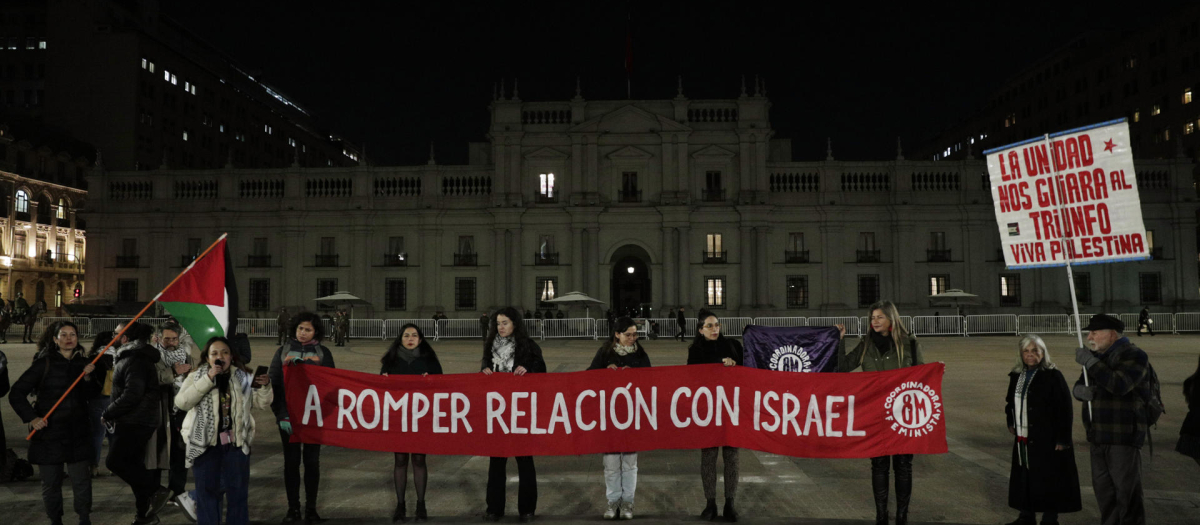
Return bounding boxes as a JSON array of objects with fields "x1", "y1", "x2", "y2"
[
  {"x1": 752, "y1": 317, "x2": 806, "y2": 327},
  {"x1": 437, "y1": 319, "x2": 485, "y2": 339},
  {"x1": 807, "y1": 316, "x2": 864, "y2": 336},
  {"x1": 237, "y1": 318, "x2": 279, "y2": 339},
  {"x1": 541, "y1": 318, "x2": 596, "y2": 339},
  {"x1": 965, "y1": 314, "x2": 1019, "y2": 335},
  {"x1": 384, "y1": 319, "x2": 441, "y2": 339},
  {"x1": 1017, "y1": 315, "x2": 1074, "y2": 334},
  {"x1": 1175, "y1": 313, "x2": 1200, "y2": 333},
  {"x1": 349, "y1": 319, "x2": 386, "y2": 339},
  {"x1": 910, "y1": 316, "x2": 965, "y2": 336}
]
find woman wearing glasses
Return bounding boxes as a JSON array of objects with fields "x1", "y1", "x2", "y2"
[{"x1": 687, "y1": 309, "x2": 742, "y2": 522}]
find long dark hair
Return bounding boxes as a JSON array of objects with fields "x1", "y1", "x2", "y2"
[
  {"x1": 598, "y1": 316, "x2": 647, "y2": 360},
  {"x1": 289, "y1": 311, "x2": 326, "y2": 342},
  {"x1": 690, "y1": 308, "x2": 725, "y2": 348},
  {"x1": 1186, "y1": 354, "x2": 1200, "y2": 408},
  {"x1": 382, "y1": 323, "x2": 437, "y2": 369},
  {"x1": 90, "y1": 330, "x2": 115, "y2": 357},
  {"x1": 34, "y1": 320, "x2": 82, "y2": 360},
  {"x1": 202, "y1": 336, "x2": 248, "y2": 372},
  {"x1": 482, "y1": 307, "x2": 536, "y2": 366}
]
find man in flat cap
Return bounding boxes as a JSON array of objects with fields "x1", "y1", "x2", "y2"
[{"x1": 1071, "y1": 314, "x2": 1152, "y2": 525}]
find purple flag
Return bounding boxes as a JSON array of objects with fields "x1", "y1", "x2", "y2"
[{"x1": 742, "y1": 325, "x2": 841, "y2": 373}]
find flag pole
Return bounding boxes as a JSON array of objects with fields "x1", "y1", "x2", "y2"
[
  {"x1": 1041, "y1": 133, "x2": 1092, "y2": 419},
  {"x1": 27, "y1": 233, "x2": 228, "y2": 440}
]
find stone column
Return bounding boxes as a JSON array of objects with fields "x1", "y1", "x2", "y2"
[
  {"x1": 283, "y1": 231, "x2": 306, "y2": 310},
  {"x1": 511, "y1": 228, "x2": 523, "y2": 310},
  {"x1": 739, "y1": 225, "x2": 754, "y2": 309},
  {"x1": 421, "y1": 227, "x2": 442, "y2": 312},
  {"x1": 494, "y1": 229, "x2": 507, "y2": 306},
  {"x1": 678, "y1": 226, "x2": 691, "y2": 307},
  {"x1": 819, "y1": 224, "x2": 844, "y2": 311},
  {"x1": 571, "y1": 227, "x2": 584, "y2": 293},
  {"x1": 661, "y1": 227, "x2": 676, "y2": 308},
  {"x1": 589, "y1": 228, "x2": 601, "y2": 296},
  {"x1": 757, "y1": 226, "x2": 770, "y2": 308}
]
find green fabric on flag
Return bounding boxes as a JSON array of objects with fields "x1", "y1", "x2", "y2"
[{"x1": 161, "y1": 300, "x2": 224, "y2": 350}]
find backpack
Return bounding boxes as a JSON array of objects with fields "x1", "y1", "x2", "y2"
[
  {"x1": 1143, "y1": 363, "x2": 1165, "y2": 427},
  {"x1": 0, "y1": 448, "x2": 34, "y2": 482}
]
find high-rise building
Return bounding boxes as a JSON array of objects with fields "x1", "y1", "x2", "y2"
[
  {"x1": 915, "y1": 4, "x2": 1200, "y2": 162},
  {"x1": 0, "y1": 0, "x2": 359, "y2": 171}
]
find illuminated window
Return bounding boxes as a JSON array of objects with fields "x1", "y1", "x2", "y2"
[
  {"x1": 1187, "y1": 122, "x2": 1195, "y2": 135},
  {"x1": 539, "y1": 173, "x2": 555, "y2": 198},
  {"x1": 164, "y1": 70, "x2": 170, "y2": 82},
  {"x1": 184, "y1": 81, "x2": 190, "y2": 91},
  {"x1": 929, "y1": 275, "x2": 948, "y2": 296},
  {"x1": 705, "y1": 276, "x2": 725, "y2": 306},
  {"x1": 182, "y1": 130, "x2": 188, "y2": 141},
  {"x1": 189, "y1": 84, "x2": 196, "y2": 95},
  {"x1": 170, "y1": 74, "x2": 177, "y2": 85},
  {"x1": 1000, "y1": 275, "x2": 1021, "y2": 306},
  {"x1": 38, "y1": 40, "x2": 46, "y2": 50},
  {"x1": 15, "y1": 190, "x2": 28, "y2": 213},
  {"x1": 56, "y1": 198, "x2": 65, "y2": 219},
  {"x1": 1133, "y1": 110, "x2": 1140, "y2": 122},
  {"x1": 141, "y1": 58, "x2": 147, "y2": 69},
  {"x1": 1152, "y1": 104, "x2": 1161, "y2": 116},
  {"x1": 1184, "y1": 88, "x2": 1193, "y2": 104}
]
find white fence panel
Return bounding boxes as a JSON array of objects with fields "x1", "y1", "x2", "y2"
[
  {"x1": 966, "y1": 315, "x2": 1018, "y2": 335},
  {"x1": 437, "y1": 319, "x2": 485, "y2": 339},
  {"x1": 1116, "y1": 313, "x2": 1173, "y2": 334},
  {"x1": 910, "y1": 316, "x2": 964, "y2": 336},
  {"x1": 719, "y1": 317, "x2": 753, "y2": 337},
  {"x1": 642, "y1": 318, "x2": 693, "y2": 339},
  {"x1": 809, "y1": 317, "x2": 864, "y2": 336},
  {"x1": 1176, "y1": 313, "x2": 1200, "y2": 332},
  {"x1": 526, "y1": 319, "x2": 544, "y2": 339},
  {"x1": 31, "y1": 317, "x2": 94, "y2": 338},
  {"x1": 541, "y1": 318, "x2": 596, "y2": 339},
  {"x1": 350, "y1": 319, "x2": 386, "y2": 339},
  {"x1": 88, "y1": 317, "x2": 169, "y2": 337},
  {"x1": 752, "y1": 317, "x2": 806, "y2": 327},
  {"x1": 1018, "y1": 315, "x2": 1073, "y2": 334},
  {"x1": 238, "y1": 318, "x2": 278, "y2": 339},
  {"x1": 384, "y1": 319, "x2": 441, "y2": 339}
]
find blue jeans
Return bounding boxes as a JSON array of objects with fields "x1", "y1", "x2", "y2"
[
  {"x1": 192, "y1": 444, "x2": 249, "y2": 525},
  {"x1": 87, "y1": 397, "x2": 111, "y2": 467}
]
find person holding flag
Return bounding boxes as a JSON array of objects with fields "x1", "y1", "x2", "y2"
[
  {"x1": 587, "y1": 316, "x2": 652, "y2": 520},
  {"x1": 687, "y1": 308, "x2": 742, "y2": 522},
  {"x1": 837, "y1": 300, "x2": 922, "y2": 525},
  {"x1": 269, "y1": 312, "x2": 337, "y2": 524}
]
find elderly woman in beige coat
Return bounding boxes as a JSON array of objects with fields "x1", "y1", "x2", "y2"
[{"x1": 175, "y1": 336, "x2": 272, "y2": 525}]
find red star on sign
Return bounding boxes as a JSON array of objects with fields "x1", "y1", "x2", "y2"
[{"x1": 1104, "y1": 138, "x2": 1117, "y2": 153}]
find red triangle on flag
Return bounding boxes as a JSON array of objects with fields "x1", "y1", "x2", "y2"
[{"x1": 159, "y1": 238, "x2": 226, "y2": 307}]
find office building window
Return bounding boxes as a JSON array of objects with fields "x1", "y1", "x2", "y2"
[
  {"x1": 1000, "y1": 274, "x2": 1021, "y2": 306},
  {"x1": 786, "y1": 276, "x2": 808, "y2": 308},
  {"x1": 536, "y1": 277, "x2": 557, "y2": 307},
  {"x1": 706, "y1": 276, "x2": 725, "y2": 307},
  {"x1": 455, "y1": 278, "x2": 477, "y2": 310},
  {"x1": 539, "y1": 173, "x2": 555, "y2": 198},
  {"x1": 707, "y1": 233, "x2": 723, "y2": 254},
  {"x1": 385, "y1": 278, "x2": 406, "y2": 310},
  {"x1": 117, "y1": 279, "x2": 138, "y2": 303},
  {"x1": 858, "y1": 274, "x2": 880, "y2": 307},
  {"x1": 1138, "y1": 273, "x2": 1161, "y2": 304},
  {"x1": 317, "y1": 279, "x2": 337, "y2": 299},
  {"x1": 249, "y1": 279, "x2": 270, "y2": 310},
  {"x1": 929, "y1": 275, "x2": 948, "y2": 296}
]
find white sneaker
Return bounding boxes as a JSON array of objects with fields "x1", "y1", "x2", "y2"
[
  {"x1": 174, "y1": 492, "x2": 198, "y2": 522},
  {"x1": 603, "y1": 501, "x2": 620, "y2": 519},
  {"x1": 620, "y1": 501, "x2": 634, "y2": 520}
]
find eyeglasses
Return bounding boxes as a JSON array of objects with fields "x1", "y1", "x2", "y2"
[{"x1": 703, "y1": 323, "x2": 722, "y2": 329}]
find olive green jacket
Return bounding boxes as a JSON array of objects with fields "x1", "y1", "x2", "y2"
[{"x1": 839, "y1": 333, "x2": 922, "y2": 372}]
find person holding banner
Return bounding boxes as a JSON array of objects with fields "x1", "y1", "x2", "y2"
[
  {"x1": 381, "y1": 323, "x2": 444, "y2": 523},
  {"x1": 1178, "y1": 355, "x2": 1200, "y2": 467},
  {"x1": 481, "y1": 307, "x2": 546, "y2": 523},
  {"x1": 1004, "y1": 335, "x2": 1081, "y2": 525},
  {"x1": 687, "y1": 308, "x2": 743, "y2": 522},
  {"x1": 587, "y1": 316, "x2": 652, "y2": 520},
  {"x1": 175, "y1": 336, "x2": 272, "y2": 525},
  {"x1": 837, "y1": 300, "x2": 922, "y2": 525},
  {"x1": 269, "y1": 312, "x2": 337, "y2": 524},
  {"x1": 9, "y1": 321, "x2": 101, "y2": 525}
]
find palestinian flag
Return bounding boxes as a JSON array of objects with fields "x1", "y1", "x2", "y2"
[{"x1": 158, "y1": 235, "x2": 238, "y2": 351}]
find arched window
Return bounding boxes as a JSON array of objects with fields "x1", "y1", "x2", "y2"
[
  {"x1": 56, "y1": 198, "x2": 65, "y2": 219},
  {"x1": 13, "y1": 279, "x2": 23, "y2": 297},
  {"x1": 35, "y1": 281, "x2": 45, "y2": 303},
  {"x1": 15, "y1": 190, "x2": 28, "y2": 213}
]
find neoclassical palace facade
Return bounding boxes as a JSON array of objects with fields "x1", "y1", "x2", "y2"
[{"x1": 82, "y1": 89, "x2": 1200, "y2": 318}]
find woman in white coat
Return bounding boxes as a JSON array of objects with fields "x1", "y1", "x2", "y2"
[{"x1": 175, "y1": 336, "x2": 272, "y2": 525}]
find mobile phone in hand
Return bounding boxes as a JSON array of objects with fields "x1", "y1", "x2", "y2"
[{"x1": 253, "y1": 365, "x2": 269, "y2": 388}]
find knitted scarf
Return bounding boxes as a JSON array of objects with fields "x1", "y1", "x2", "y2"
[
  {"x1": 1014, "y1": 368, "x2": 1037, "y2": 468},
  {"x1": 491, "y1": 336, "x2": 516, "y2": 373},
  {"x1": 614, "y1": 343, "x2": 636, "y2": 356},
  {"x1": 183, "y1": 366, "x2": 254, "y2": 468}
]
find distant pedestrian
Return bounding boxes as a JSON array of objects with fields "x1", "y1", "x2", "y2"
[
  {"x1": 588, "y1": 317, "x2": 651, "y2": 520},
  {"x1": 1178, "y1": 354, "x2": 1200, "y2": 467},
  {"x1": 1072, "y1": 314, "x2": 1153, "y2": 525},
  {"x1": 688, "y1": 309, "x2": 742, "y2": 521},
  {"x1": 675, "y1": 307, "x2": 686, "y2": 342},
  {"x1": 481, "y1": 307, "x2": 546, "y2": 522},
  {"x1": 479, "y1": 313, "x2": 489, "y2": 340},
  {"x1": 276, "y1": 308, "x2": 290, "y2": 346},
  {"x1": 1004, "y1": 335, "x2": 1081, "y2": 525},
  {"x1": 381, "y1": 323, "x2": 443, "y2": 522},
  {"x1": 1136, "y1": 307, "x2": 1154, "y2": 337}
]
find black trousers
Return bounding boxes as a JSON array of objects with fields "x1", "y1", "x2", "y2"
[
  {"x1": 107, "y1": 424, "x2": 160, "y2": 518},
  {"x1": 38, "y1": 460, "x2": 92, "y2": 524},
  {"x1": 280, "y1": 428, "x2": 322, "y2": 510},
  {"x1": 167, "y1": 410, "x2": 188, "y2": 495},
  {"x1": 486, "y1": 456, "x2": 537, "y2": 516}
]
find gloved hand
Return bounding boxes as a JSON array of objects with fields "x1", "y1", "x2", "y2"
[
  {"x1": 1074, "y1": 346, "x2": 1098, "y2": 368},
  {"x1": 1072, "y1": 383, "x2": 1095, "y2": 401},
  {"x1": 279, "y1": 421, "x2": 293, "y2": 435}
]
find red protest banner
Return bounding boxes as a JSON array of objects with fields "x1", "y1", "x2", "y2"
[{"x1": 283, "y1": 363, "x2": 947, "y2": 459}]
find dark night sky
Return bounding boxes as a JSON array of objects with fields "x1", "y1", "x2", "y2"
[{"x1": 163, "y1": 1, "x2": 1190, "y2": 165}]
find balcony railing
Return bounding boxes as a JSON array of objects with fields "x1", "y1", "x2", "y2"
[
  {"x1": 454, "y1": 253, "x2": 478, "y2": 266},
  {"x1": 702, "y1": 188, "x2": 726, "y2": 202},
  {"x1": 248, "y1": 255, "x2": 272, "y2": 268},
  {"x1": 785, "y1": 250, "x2": 810, "y2": 263},
  {"x1": 534, "y1": 252, "x2": 559, "y2": 265},
  {"x1": 703, "y1": 250, "x2": 728, "y2": 263},
  {"x1": 926, "y1": 249, "x2": 952, "y2": 262},
  {"x1": 315, "y1": 254, "x2": 339, "y2": 267},
  {"x1": 856, "y1": 250, "x2": 881, "y2": 263},
  {"x1": 116, "y1": 255, "x2": 140, "y2": 268},
  {"x1": 535, "y1": 193, "x2": 557, "y2": 204},
  {"x1": 384, "y1": 253, "x2": 408, "y2": 267},
  {"x1": 618, "y1": 190, "x2": 642, "y2": 203}
]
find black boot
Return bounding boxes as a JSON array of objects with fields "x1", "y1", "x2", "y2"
[
  {"x1": 699, "y1": 499, "x2": 718, "y2": 520},
  {"x1": 392, "y1": 500, "x2": 405, "y2": 522},
  {"x1": 894, "y1": 457, "x2": 912, "y2": 525},
  {"x1": 304, "y1": 508, "x2": 326, "y2": 524},
  {"x1": 281, "y1": 507, "x2": 302, "y2": 524},
  {"x1": 871, "y1": 465, "x2": 889, "y2": 525},
  {"x1": 723, "y1": 500, "x2": 738, "y2": 522},
  {"x1": 414, "y1": 500, "x2": 427, "y2": 522}
]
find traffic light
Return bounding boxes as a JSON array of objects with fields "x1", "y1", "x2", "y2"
[{"x1": 73, "y1": 287, "x2": 81, "y2": 298}]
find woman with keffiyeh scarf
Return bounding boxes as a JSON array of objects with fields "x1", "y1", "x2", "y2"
[
  {"x1": 587, "y1": 316, "x2": 651, "y2": 520},
  {"x1": 1004, "y1": 334, "x2": 1081, "y2": 525},
  {"x1": 480, "y1": 307, "x2": 545, "y2": 523},
  {"x1": 175, "y1": 337, "x2": 271, "y2": 525}
]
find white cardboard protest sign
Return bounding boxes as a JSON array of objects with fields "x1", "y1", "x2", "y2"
[{"x1": 984, "y1": 119, "x2": 1149, "y2": 269}]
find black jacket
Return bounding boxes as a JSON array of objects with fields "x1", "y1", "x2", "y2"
[
  {"x1": 1182, "y1": 375, "x2": 1200, "y2": 437},
  {"x1": 481, "y1": 338, "x2": 546, "y2": 373},
  {"x1": 103, "y1": 343, "x2": 164, "y2": 428},
  {"x1": 1004, "y1": 368, "x2": 1082, "y2": 513},
  {"x1": 269, "y1": 340, "x2": 336, "y2": 421},
  {"x1": 381, "y1": 348, "x2": 443, "y2": 376},
  {"x1": 0, "y1": 350, "x2": 9, "y2": 455},
  {"x1": 587, "y1": 343, "x2": 652, "y2": 370},
  {"x1": 10, "y1": 348, "x2": 101, "y2": 464},
  {"x1": 687, "y1": 337, "x2": 743, "y2": 366}
]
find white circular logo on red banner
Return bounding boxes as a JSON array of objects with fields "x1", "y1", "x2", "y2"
[
  {"x1": 884, "y1": 382, "x2": 943, "y2": 437},
  {"x1": 769, "y1": 345, "x2": 813, "y2": 372}
]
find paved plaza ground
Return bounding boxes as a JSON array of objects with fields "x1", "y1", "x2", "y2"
[{"x1": 1, "y1": 333, "x2": 1197, "y2": 524}]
